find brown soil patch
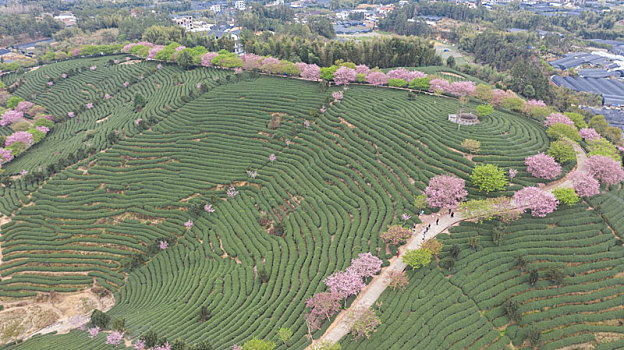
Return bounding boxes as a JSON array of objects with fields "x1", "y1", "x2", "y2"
[
  {"x1": 119, "y1": 60, "x2": 138, "y2": 65},
  {"x1": 268, "y1": 112, "x2": 285, "y2": 129},
  {"x1": 441, "y1": 72, "x2": 464, "y2": 79},
  {"x1": 180, "y1": 193, "x2": 202, "y2": 203},
  {"x1": 0, "y1": 289, "x2": 115, "y2": 345},
  {"x1": 95, "y1": 212, "x2": 164, "y2": 225},
  {"x1": 95, "y1": 115, "x2": 110, "y2": 124},
  {"x1": 338, "y1": 117, "x2": 356, "y2": 129}
]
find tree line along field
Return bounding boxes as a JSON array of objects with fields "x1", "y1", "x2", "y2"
[
  {"x1": 0, "y1": 56, "x2": 576, "y2": 349},
  {"x1": 343, "y1": 195, "x2": 624, "y2": 350}
]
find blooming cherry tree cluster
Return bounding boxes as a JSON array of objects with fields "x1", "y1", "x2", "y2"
[
  {"x1": 380, "y1": 225, "x2": 412, "y2": 246},
  {"x1": 544, "y1": 113, "x2": 574, "y2": 127},
  {"x1": 347, "y1": 252, "x2": 382, "y2": 279},
  {"x1": 204, "y1": 204, "x2": 215, "y2": 213},
  {"x1": 387, "y1": 68, "x2": 426, "y2": 81},
  {"x1": 16, "y1": 101, "x2": 34, "y2": 113},
  {"x1": 366, "y1": 71, "x2": 388, "y2": 86},
  {"x1": 570, "y1": 171, "x2": 600, "y2": 197},
  {"x1": 333, "y1": 66, "x2": 357, "y2": 86},
  {"x1": 425, "y1": 175, "x2": 468, "y2": 208},
  {"x1": 159, "y1": 240, "x2": 168, "y2": 250},
  {"x1": 87, "y1": 326, "x2": 100, "y2": 338},
  {"x1": 305, "y1": 292, "x2": 341, "y2": 321},
  {"x1": 106, "y1": 331, "x2": 124, "y2": 345},
  {"x1": 0, "y1": 148, "x2": 14, "y2": 164},
  {"x1": 585, "y1": 155, "x2": 624, "y2": 186},
  {"x1": 6, "y1": 131, "x2": 34, "y2": 146},
  {"x1": 324, "y1": 269, "x2": 365, "y2": 300},
  {"x1": 513, "y1": 187, "x2": 559, "y2": 217},
  {"x1": 525, "y1": 153, "x2": 562, "y2": 180},
  {"x1": 0, "y1": 110, "x2": 23, "y2": 126},
  {"x1": 226, "y1": 186, "x2": 238, "y2": 198},
  {"x1": 429, "y1": 78, "x2": 451, "y2": 94},
  {"x1": 579, "y1": 127, "x2": 601, "y2": 141},
  {"x1": 300, "y1": 63, "x2": 321, "y2": 81},
  {"x1": 184, "y1": 219, "x2": 194, "y2": 230}
]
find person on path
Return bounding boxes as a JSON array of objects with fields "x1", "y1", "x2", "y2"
[
  {"x1": 436, "y1": 218, "x2": 439, "y2": 225},
  {"x1": 448, "y1": 208, "x2": 452, "y2": 214},
  {"x1": 451, "y1": 212, "x2": 455, "y2": 218},
  {"x1": 397, "y1": 251, "x2": 399, "y2": 258},
  {"x1": 421, "y1": 210, "x2": 425, "y2": 216}
]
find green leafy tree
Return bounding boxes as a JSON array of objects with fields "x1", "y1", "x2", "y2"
[
  {"x1": 546, "y1": 267, "x2": 565, "y2": 284},
  {"x1": 461, "y1": 139, "x2": 481, "y2": 154},
  {"x1": 547, "y1": 140, "x2": 576, "y2": 163},
  {"x1": 546, "y1": 123, "x2": 580, "y2": 142},
  {"x1": 414, "y1": 194, "x2": 427, "y2": 211},
  {"x1": 388, "y1": 78, "x2": 407, "y2": 87},
  {"x1": 90, "y1": 309, "x2": 110, "y2": 329},
  {"x1": 111, "y1": 317, "x2": 125, "y2": 332},
  {"x1": 320, "y1": 65, "x2": 339, "y2": 81},
  {"x1": 141, "y1": 330, "x2": 159, "y2": 348},
  {"x1": 402, "y1": 248, "x2": 432, "y2": 269},
  {"x1": 476, "y1": 104, "x2": 493, "y2": 116},
  {"x1": 471, "y1": 164, "x2": 508, "y2": 193},
  {"x1": 409, "y1": 77, "x2": 431, "y2": 91},
  {"x1": 276, "y1": 327, "x2": 293, "y2": 345},
  {"x1": 504, "y1": 300, "x2": 522, "y2": 322},
  {"x1": 242, "y1": 337, "x2": 276, "y2": 350},
  {"x1": 553, "y1": 188, "x2": 579, "y2": 206},
  {"x1": 134, "y1": 93, "x2": 146, "y2": 111},
  {"x1": 176, "y1": 49, "x2": 193, "y2": 70},
  {"x1": 589, "y1": 115, "x2": 609, "y2": 134},
  {"x1": 446, "y1": 56, "x2": 456, "y2": 68},
  {"x1": 528, "y1": 269, "x2": 539, "y2": 286},
  {"x1": 6, "y1": 96, "x2": 24, "y2": 109},
  {"x1": 604, "y1": 126, "x2": 623, "y2": 144},
  {"x1": 564, "y1": 112, "x2": 587, "y2": 129},
  {"x1": 588, "y1": 138, "x2": 621, "y2": 162},
  {"x1": 527, "y1": 326, "x2": 541, "y2": 346}
]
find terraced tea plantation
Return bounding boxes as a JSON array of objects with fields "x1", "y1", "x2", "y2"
[
  {"x1": 344, "y1": 200, "x2": 624, "y2": 350},
  {"x1": 1, "y1": 56, "x2": 621, "y2": 349}
]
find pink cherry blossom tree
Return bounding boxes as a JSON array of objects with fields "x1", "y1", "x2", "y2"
[
  {"x1": 509, "y1": 168, "x2": 518, "y2": 182},
  {"x1": 386, "y1": 270, "x2": 408, "y2": 290},
  {"x1": 448, "y1": 81, "x2": 476, "y2": 97},
  {"x1": 544, "y1": 113, "x2": 574, "y2": 127},
  {"x1": 87, "y1": 326, "x2": 100, "y2": 338},
  {"x1": 0, "y1": 110, "x2": 23, "y2": 126},
  {"x1": 105, "y1": 93, "x2": 111, "y2": 100},
  {"x1": 332, "y1": 91, "x2": 343, "y2": 101},
  {"x1": 324, "y1": 269, "x2": 365, "y2": 300},
  {"x1": 0, "y1": 148, "x2": 14, "y2": 164},
  {"x1": 15, "y1": 101, "x2": 34, "y2": 113},
  {"x1": 227, "y1": 186, "x2": 238, "y2": 197},
  {"x1": 380, "y1": 225, "x2": 412, "y2": 246},
  {"x1": 106, "y1": 331, "x2": 124, "y2": 345},
  {"x1": 184, "y1": 219, "x2": 194, "y2": 230},
  {"x1": 387, "y1": 68, "x2": 413, "y2": 81},
  {"x1": 585, "y1": 155, "x2": 624, "y2": 186},
  {"x1": 241, "y1": 54, "x2": 263, "y2": 70},
  {"x1": 525, "y1": 153, "x2": 562, "y2": 179},
  {"x1": 333, "y1": 66, "x2": 356, "y2": 86},
  {"x1": 133, "y1": 339, "x2": 146, "y2": 350},
  {"x1": 68, "y1": 111, "x2": 75, "y2": 118},
  {"x1": 350, "y1": 308, "x2": 381, "y2": 340},
  {"x1": 350, "y1": 64, "x2": 368, "y2": 75},
  {"x1": 366, "y1": 71, "x2": 388, "y2": 86},
  {"x1": 201, "y1": 53, "x2": 218, "y2": 67},
  {"x1": 429, "y1": 78, "x2": 451, "y2": 94},
  {"x1": 513, "y1": 187, "x2": 558, "y2": 217},
  {"x1": 6, "y1": 131, "x2": 34, "y2": 146},
  {"x1": 305, "y1": 292, "x2": 341, "y2": 320},
  {"x1": 579, "y1": 128, "x2": 601, "y2": 141},
  {"x1": 159, "y1": 240, "x2": 168, "y2": 250},
  {"x1": 154, "y1": 342, "x2": 171, "y2": 350},
  {"x1": 269, "y1": 154, "x2": 276, "y2": 162},
  {"x1": 204, "y1": 204, "x2": 216, "y2": 213},
  {"x1": 425, "y1": 175, "x2": 468, "y2": 209},
  {"x1": 86, "y1": 103, "x2": 93, "y2": 110},
  {"x1": 261, "y1": 57, "x2": 280, "y2": 73},
  {"x1": 300, "y1": 64, "x2": 321, "y2": 81},
  {"x1": 348, "y1": 252, "x2": 382, "y2": 278},
  {"x1": 570, "y1": 171, "x2": 600, "y2": 197}
]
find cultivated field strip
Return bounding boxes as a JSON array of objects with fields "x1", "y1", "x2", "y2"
[{"x1": 3, "y1": 68, "x2": 549, "y2": 349}]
